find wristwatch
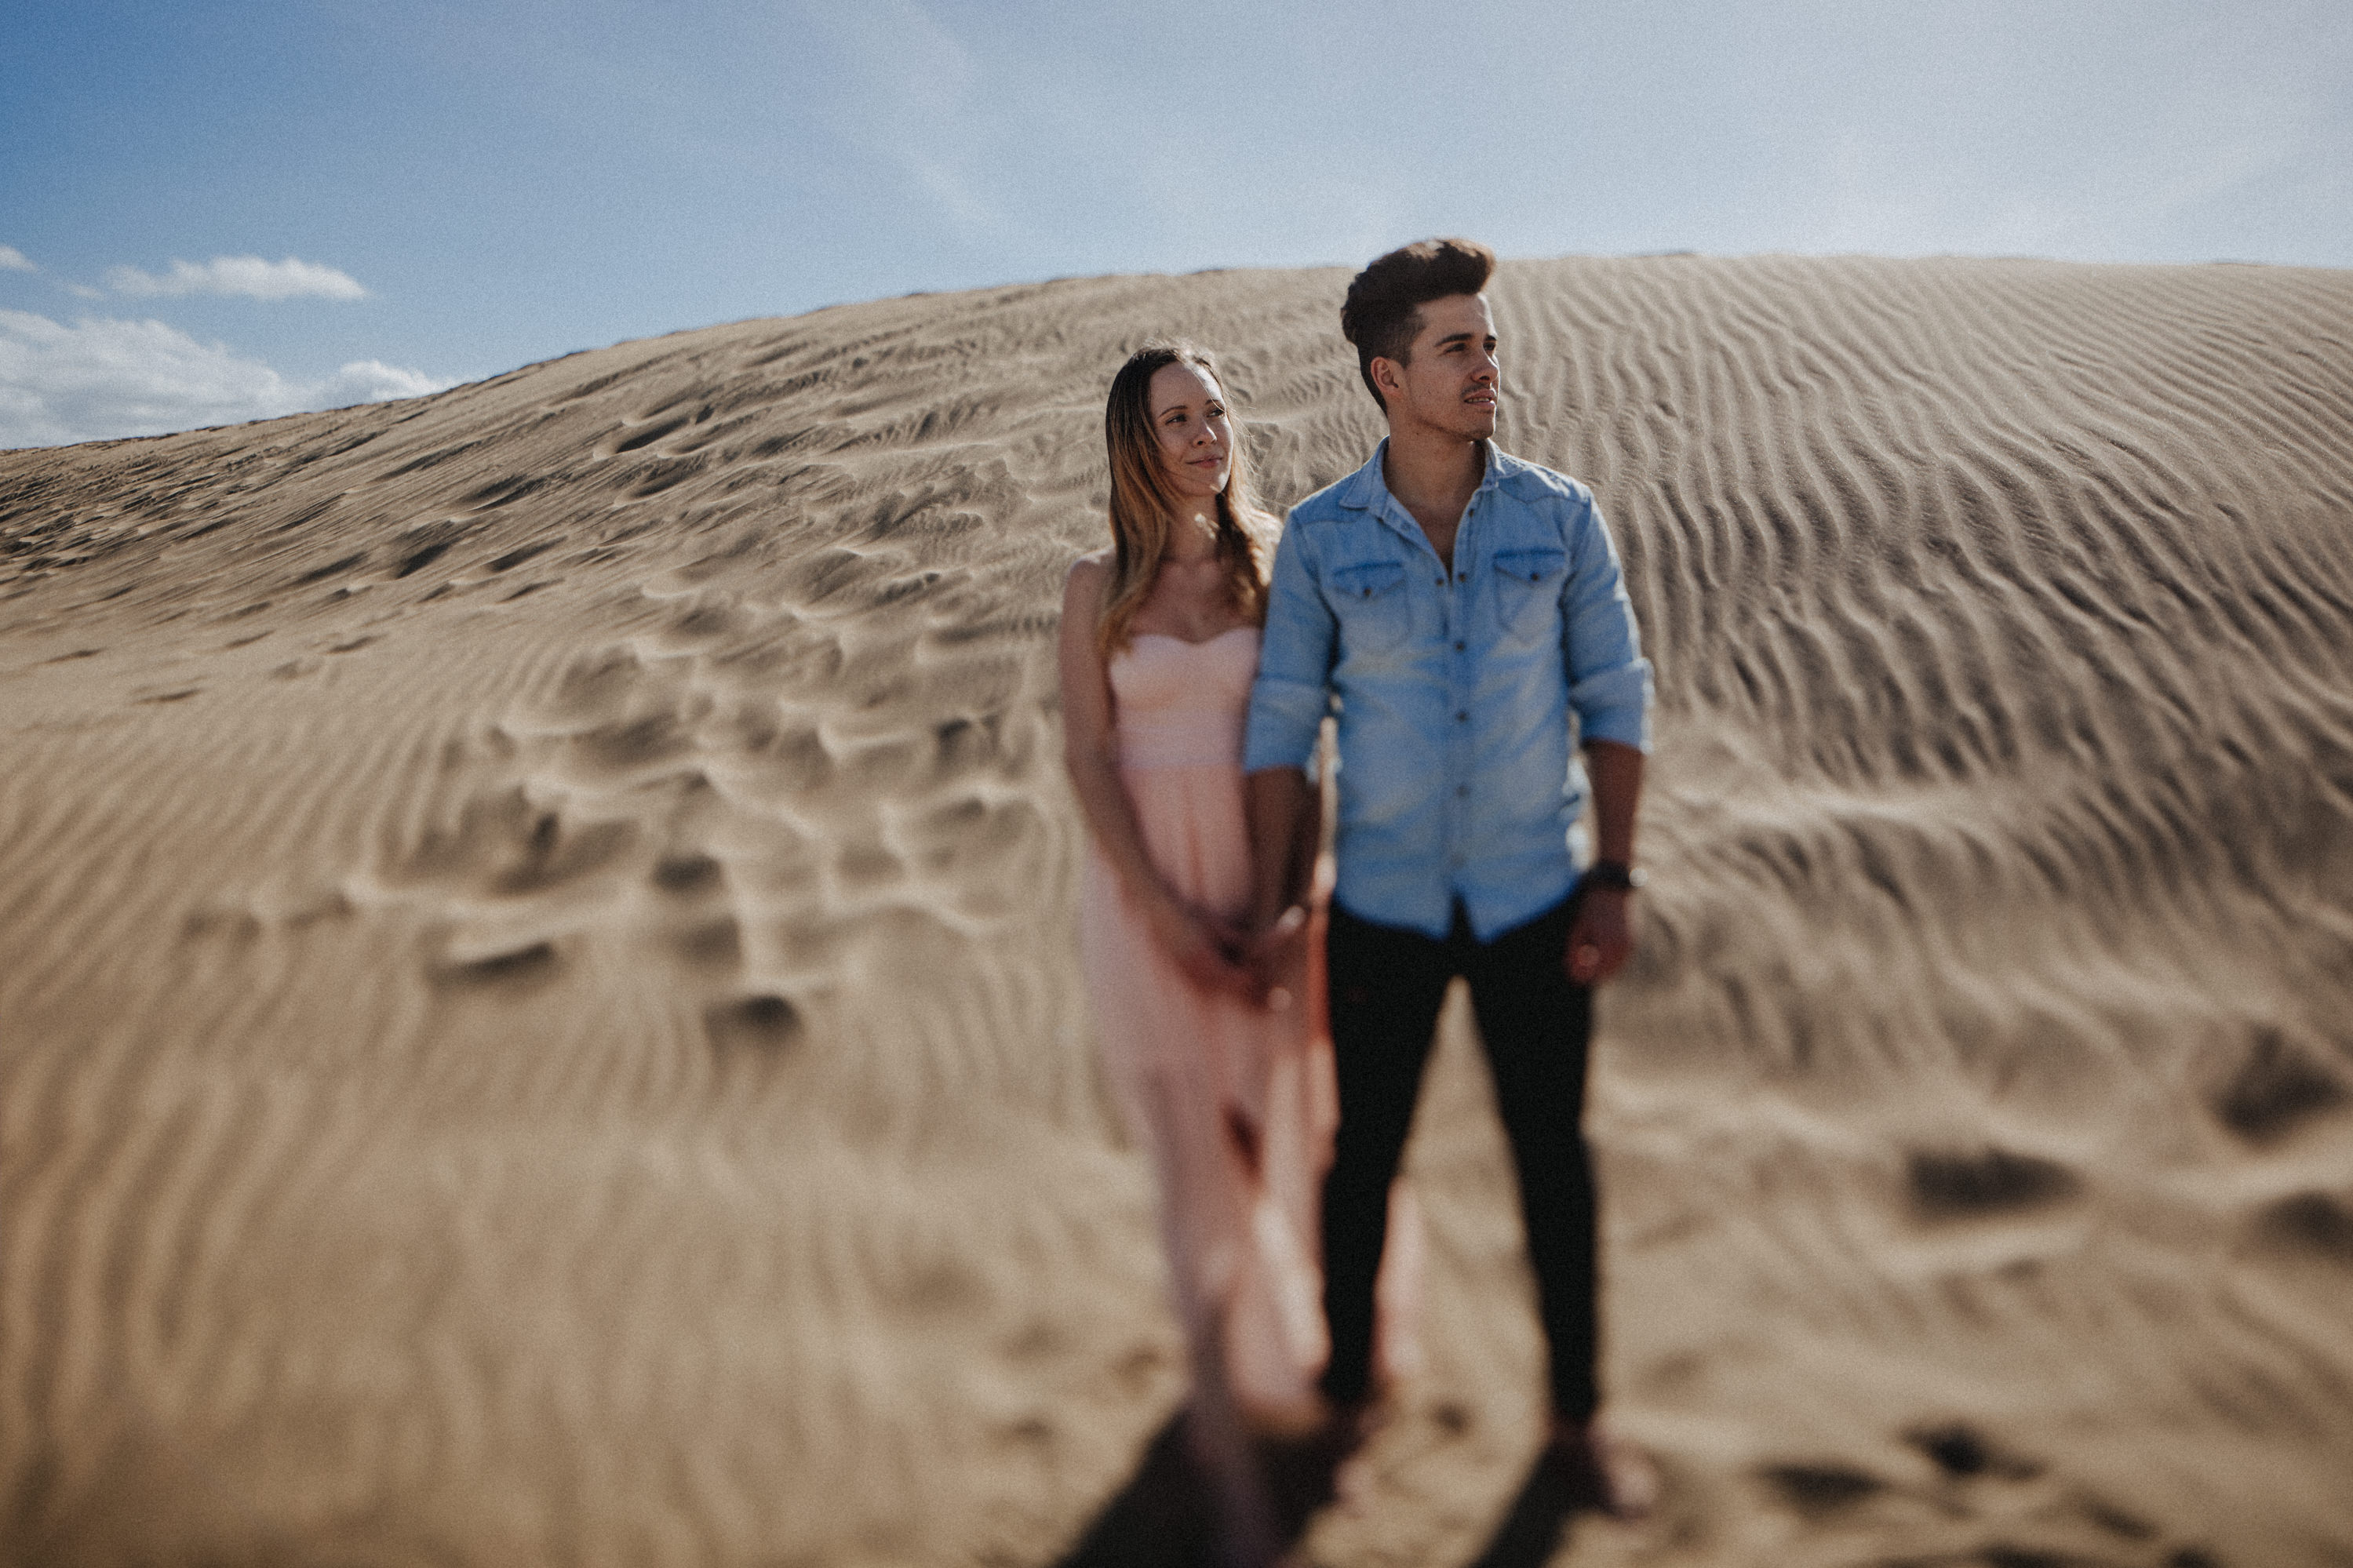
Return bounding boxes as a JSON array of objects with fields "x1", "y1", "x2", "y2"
[{"x1": 1583, "y1": 859, "x2": 1645, "y2": 893}]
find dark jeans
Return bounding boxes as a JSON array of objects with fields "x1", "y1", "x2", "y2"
[{"x1": 1319, "y1": 893, "x2": 1600, "y2": 1421}]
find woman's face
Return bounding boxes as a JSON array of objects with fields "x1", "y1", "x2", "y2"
[{"x1": 1147, "y1": 361, "x2": 1232, "y2": 504}]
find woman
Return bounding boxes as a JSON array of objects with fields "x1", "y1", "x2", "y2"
[{"x1": 1059, "y1": 344, "x2": 1416, "y2": 1555}]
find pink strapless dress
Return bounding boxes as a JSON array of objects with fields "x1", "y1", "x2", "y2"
[{"x1": 1079, "y1": 628, "x2": 1418, "y2": 1424}]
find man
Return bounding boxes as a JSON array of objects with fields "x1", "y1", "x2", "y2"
[{"x1": 1244, "y1": 238, "x2": 1654, "y2": 1515}]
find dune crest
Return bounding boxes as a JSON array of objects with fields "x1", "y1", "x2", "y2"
[{"x1": 5, "y1": 256, "x2": 2351, "y2": 1566}]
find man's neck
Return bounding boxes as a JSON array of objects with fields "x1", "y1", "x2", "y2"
[{"x1": 1379, "y1": 426, "x2": 1487, "y2": 569}]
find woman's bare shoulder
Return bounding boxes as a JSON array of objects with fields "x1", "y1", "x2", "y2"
[{"x1": 1065, "y1": 549, "x2": 1114, "y2": 606}]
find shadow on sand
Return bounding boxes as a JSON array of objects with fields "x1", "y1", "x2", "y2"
[
  {"x1": 1462, "y1": 1447, "x2": 1592, "y2": 1568},
  {"x1": 1055, "y1": 1415, "x2": 1218, "y2": 1568},
  {"x1": 1058, "y1": 1413, "x2": 1591, "y2": 1568},
  {"x1": 1056, "y1": 1411, "x2": 1354, "y2": 1568}
]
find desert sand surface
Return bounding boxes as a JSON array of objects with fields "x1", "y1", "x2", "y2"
[{"x1": 5, "y1": 254, "x2": 2353, "y2": 1568}]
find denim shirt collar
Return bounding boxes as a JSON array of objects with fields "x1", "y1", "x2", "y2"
[{"x1": 1335, "y1": 438, "x2": 1509, "y2": 526}]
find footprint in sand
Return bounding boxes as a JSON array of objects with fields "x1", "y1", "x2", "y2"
[
  {"x1": 484, "y1": 538, "x2": 561, "y2": 574},
  {"x1": 428, "y1": 938, "x2": 564, "y2": 992},
  {"x1": 2256, "y1": 1190, "x2": 2353, "y2": 1262},
  {"x1": 599, "y1": 413, "x2": 697, "y2": 458},
  {"x1": 1904, "y1": 1146, "x2": 2081, "y2": 1221},
  {"x1": 454, "y1": 472, "x2": 547, "y2": 511},
  {"x1": 590, "y1": 405, "x2": 710, "y2": 495},
  {"x1": 1758, "y1": 1461, "x2": 1884, "y2": 1520},
  {"x1": 390, "y1": 521, "x2": 473, "y2": 580},
  {"x1": 381, "y1": 782, "x2": 645, "y2": 909},
  {"x1": 393, "y1": 539, "x2": 453, "y2": 578},
  {"x1": 650, "y1": 851, "x2": 723, "y2": 897},
  {"x1": 1758, "y1": 1424, "x2": 2221, "y2": 1566},
  {"x1": 704, "y1": 992, "x2": 800, "y2": 1053},
  {"x1": 1905, "y1": 1422, "x2": 2043, "y2": 1483},
  {"x1": 287, "y1": 551, "x2": 367, "y2": 588},
  {"x1": 2210, "y1": 1028, "x2": 2347, "y2": 1144}
]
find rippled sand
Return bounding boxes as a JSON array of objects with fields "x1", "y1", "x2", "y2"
[{"x1": 5, "y1": 256, "x2": 2351, "y2": 1567}]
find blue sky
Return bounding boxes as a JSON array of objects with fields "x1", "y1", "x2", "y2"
[{"x1": 3, "y1": 0, "x2": 2348, "y2": 447}]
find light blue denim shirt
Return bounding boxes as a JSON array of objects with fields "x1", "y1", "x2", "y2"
[{"x1": 1244, "y1": 440, "x2": 1654, "y2": 940}]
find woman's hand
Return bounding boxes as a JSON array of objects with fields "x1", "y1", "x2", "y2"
[{"x1": 1146, "y1": 895, "x2": 1258, "y2": 999}]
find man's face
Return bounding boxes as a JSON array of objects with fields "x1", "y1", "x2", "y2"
[{"x1": 1379, "y1": 293, "x2": 1499, "y2": 440}]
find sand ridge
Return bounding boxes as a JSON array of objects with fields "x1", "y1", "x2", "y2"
[{"x1": 3, "y1": 256, "x2": 2351, "y2": 1566}]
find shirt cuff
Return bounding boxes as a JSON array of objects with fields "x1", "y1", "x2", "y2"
[
  {"x1": 1243, "y1": 676, "x2": 1328, "y2": 773},
  {"x1": 1571, "y1": 659, "x2": 1655, "y2": 751}
]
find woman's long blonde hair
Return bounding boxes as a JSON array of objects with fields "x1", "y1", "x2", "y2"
[{"x1": 1098, "y1": 342, "x2": 1277, "y2": 658}]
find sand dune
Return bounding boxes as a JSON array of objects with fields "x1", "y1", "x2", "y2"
[{"x1": 4, "y1": 255, "x2": 2351, "y2": 1566}]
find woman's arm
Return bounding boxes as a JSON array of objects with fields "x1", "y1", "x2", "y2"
[{"x1": 1058, "y1": 557, "x2": 1253, "y2": 997}]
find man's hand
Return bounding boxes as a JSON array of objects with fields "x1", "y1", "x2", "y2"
[
  {"x1": 1565, "y1": 887, "x2": 1634, "y2": 986},
  {"x1": 1245, "y1": 904, "x2": 1309, "y2": 1010},
  {"x1": 1572, "y1": 739, "x2": 1645, "y2": 987}
]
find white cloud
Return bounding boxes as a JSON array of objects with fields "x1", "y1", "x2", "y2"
[
  {"x1": 313, "y1": 358, "x2": 451, "y2": 402},
  {"x1": 106, "y1": 255, "x2": 370, "y2": 301},
  {"x1": 0, "y1": 309, "x2": 454, "y2": 449},
  {"x1": 0, "y1": 246, "x2": 35, "y2": 273}
]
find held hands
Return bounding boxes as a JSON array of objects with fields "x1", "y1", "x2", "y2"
[
  {"x1": 1244, "y1": 904, "x2": 1309, "y2": 1011},
  {"x1": 1145, "y1": 893, "x2": 1259, "y2": 1000},
  {"x1": 1142, "y1": 891, "x2": 1308, "y2": 1010},
  {"x1": 1565, "y1": 888, "x2": 1634, "y2": 986}
]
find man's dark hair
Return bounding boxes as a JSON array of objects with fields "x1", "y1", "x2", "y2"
[{"x1": 1340, "y1": 237, "x2": 1497, "y2": 408}]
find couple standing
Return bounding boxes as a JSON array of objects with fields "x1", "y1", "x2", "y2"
[{"x1": 1060, "y1": 238, "x2": 1655, "y2": 1556}]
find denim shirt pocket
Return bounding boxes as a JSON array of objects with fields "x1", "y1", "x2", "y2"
[
  {"x1": 1491, "y1": 545, "x2": 1567, "y2": 642},
  {"x1": 1330, "y1": 557, "x2": 1411, "y2": 656}
]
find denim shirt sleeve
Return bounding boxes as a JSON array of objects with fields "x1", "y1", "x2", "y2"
[
  {"x1": 1244, "y1": 514, "x2": 1335, "y2": 773},
  {"x1": 1562, "y1": 492, "x2": 1655, "y2": 752}
]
